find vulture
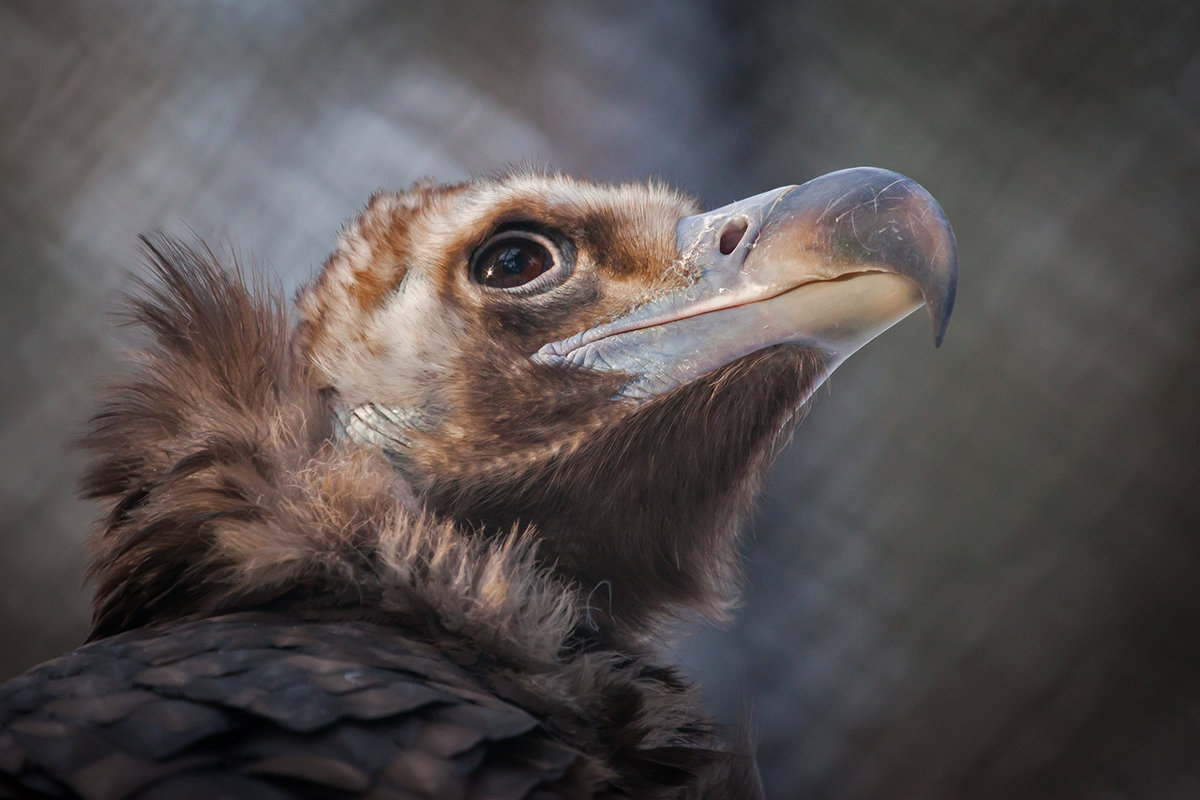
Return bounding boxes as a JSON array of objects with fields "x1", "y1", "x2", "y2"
[{"x1": 0, "y1": 168, "x2": 956, "y2": 799}]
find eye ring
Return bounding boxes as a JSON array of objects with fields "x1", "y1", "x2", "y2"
[{"x1": 469, "y1": 230, "x2": 567, "y2": 293}]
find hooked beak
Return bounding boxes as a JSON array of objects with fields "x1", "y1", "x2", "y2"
[{"x1": 533, "y1": 167, "x2": 958, "y2": 401}]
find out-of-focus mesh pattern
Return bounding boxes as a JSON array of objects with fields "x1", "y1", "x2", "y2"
[{"x1": 2, "y1": 2, "x2": 1196, "y2": 797}]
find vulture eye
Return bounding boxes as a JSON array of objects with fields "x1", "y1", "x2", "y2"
[{"x1": 470, "y1": 231, "x2": 564, "y2": 292}]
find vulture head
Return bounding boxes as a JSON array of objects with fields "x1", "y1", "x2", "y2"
[
  {"x1": 296, "y1": 168, "x2": 956, "y2": 643},
  {"x1": 19, "y1": 167, "x2": 957, "y2": 799}
]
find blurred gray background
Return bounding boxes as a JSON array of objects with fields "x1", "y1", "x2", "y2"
[{"x1": 2, "y1": 1, "x2": 1198, "y2": 797}]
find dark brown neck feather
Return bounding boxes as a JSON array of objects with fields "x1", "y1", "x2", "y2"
[{"x1": 423, "y1": 346, "x2": 820, "y2": 641}]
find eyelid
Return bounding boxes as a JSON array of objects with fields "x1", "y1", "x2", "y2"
[
  {"x1": 475, "y1": 229, "x2": 558, "y2": 258},
  {"x1": 470, "y1": 229, "x2": 571, "y2": 295}
]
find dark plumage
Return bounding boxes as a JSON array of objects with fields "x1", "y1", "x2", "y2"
[{"x1": 0, "y1": 169, "x2": 956, "y2": 798}]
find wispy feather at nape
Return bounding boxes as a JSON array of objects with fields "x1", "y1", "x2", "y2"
[{"x1": 81, "y1": 237, "x2": 576, "y2": 666}]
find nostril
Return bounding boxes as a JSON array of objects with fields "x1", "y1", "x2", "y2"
[{"x1": 718, "y1": 219, "x2": 748, "y2": 255}]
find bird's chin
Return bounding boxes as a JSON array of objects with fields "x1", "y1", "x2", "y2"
[
  {"x1": 654, "y1": 343, "x2": 825, "y2": 469},
  {"x1": 567, "y1": 345, "x2": 825, "y2": 635}
]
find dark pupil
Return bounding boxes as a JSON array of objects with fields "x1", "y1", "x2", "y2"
[
  {"x1": 478, "y1": 239, "x2": 550, "y2": 288},
  {"x1": 496, "y1": 247, "x2": 528, "y2": 275}
]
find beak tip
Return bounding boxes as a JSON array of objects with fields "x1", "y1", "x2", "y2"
[
  {"x1": 931, "y1": 223, "x2": 958, "y2": 348},
  {"x1": 929, "y1": 256, "x2": 957, "y2": 348},
  {"x1": 873, "y1": 169, "x2": 955, "y2": 350}
]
